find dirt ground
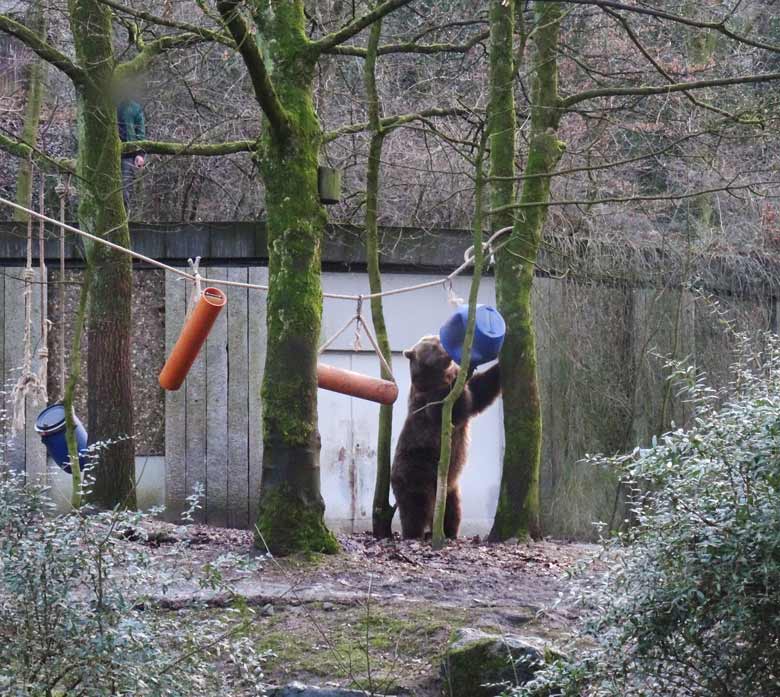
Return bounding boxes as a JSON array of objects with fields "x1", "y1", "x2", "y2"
[{"x1": 144, "y1": 524, "x2": 598, "y2": 695}]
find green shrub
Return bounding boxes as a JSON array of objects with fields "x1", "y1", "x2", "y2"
[
  {"x1": 514, "y1": 332, "x2": 780, "y2": 696},
  {"x1": 0, "y1": 473, "x2": 268, "y2": 696}
]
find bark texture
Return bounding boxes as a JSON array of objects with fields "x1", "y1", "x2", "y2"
[
  {"x1": 69, "y1": 0, "x2": 136, "y2": 509},
  {"x1": 490, "y1": 1, "x2": 564, "y2": 541},
  {"x1": 431, "y1": 137, "x2": 487, "y2": 550},
  {"x1": 364, "y1": 18, "x2": 396, "y2": 539},
  {"x1": 252, "y1": 0, "x2": 337, "y2": 555},
  {"x1": 14, "y1": 0, "x2": 46, "y2": 223}
]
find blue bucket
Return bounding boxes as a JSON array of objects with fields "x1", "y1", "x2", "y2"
[
  {"x1": 439, "y1": 304, "x2": 506, "y2": 367},
  {"x1": 35, "y1": 404, "x2": 88, "y2": 474}
]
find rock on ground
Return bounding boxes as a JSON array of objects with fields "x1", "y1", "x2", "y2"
[
  {"x1": 441, "y1": 628, "x2": 563, "y2": 697},
  {"x1": 268, "y1": 682, "x2": 396, "y2": 696}
]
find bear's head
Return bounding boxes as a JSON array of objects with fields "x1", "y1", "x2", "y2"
[{"x1": 403, "y1": 335, "x2": 458, "y2": 391}]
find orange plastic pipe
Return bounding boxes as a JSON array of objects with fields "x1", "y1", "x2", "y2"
[
  {"x1": 159, "y1": 287, "x2": 227, "y2": 391},
  {"x1": 317, "y1": 363, "x2": 399, "y2": 405}
]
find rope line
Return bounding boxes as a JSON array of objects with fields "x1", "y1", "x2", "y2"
[
  {"x1": 10, "y1": 171, "x2": 47, "y2": 433},
  {"x1": 56, "y1": 176, "x2": 70, "y2": 397},
  {"x1": 0, "y1": 195, "x2": 512, "y2": 302},
  {"x1": 317, "y1": 296, "x2": 395, "y2": 382}
]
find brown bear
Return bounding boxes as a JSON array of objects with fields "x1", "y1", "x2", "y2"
[{"x1": 390, "y1": 335, "x2": 501, "y2": 539}]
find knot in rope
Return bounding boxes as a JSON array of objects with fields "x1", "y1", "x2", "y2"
[
  {"x1": 37, "y1": 347, "x2": 49, "y2": 359},
  {"x1": 353, "y1": 296, "x2": 364, "y2": 351},
  {"x1": 187, "y1": 256, "x2": 203, "y2": 296},
  {"x1": 445, "y1": 279, "x2": 464, "y2": 307},
  {"x1": 22, "y1": 268, "x2": 35, "y2": 283}
]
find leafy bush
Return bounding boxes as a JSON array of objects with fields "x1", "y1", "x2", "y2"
[
  {"x1": 0, "y1": 472, "x2": 268, "y2": 696},
  {"x1": 514, "y1": 332, "x2": 780, "y2": 697}
]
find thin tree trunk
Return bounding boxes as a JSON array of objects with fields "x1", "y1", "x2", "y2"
[
  {"x1": 64, "y1": 267, "x2": 90, "y2": 509},
  {"x1": 490, "y1": 1, "x2": 564, "y2": 541},
  {"x1": 364, "y1": 18, "x2": 396, "y2": 539},
  {"x1": 431, "y1": 136, "x2": 488, "y2": 550},
  {"x1": 253, "y1": 1, "x2": 337, "y2": 555},
  {"x1": 14, "y1": 0, "x2": 46, "y2": 223},
  {"x1": 68, "y1": 0, "x2": 136, "y2": 509}
]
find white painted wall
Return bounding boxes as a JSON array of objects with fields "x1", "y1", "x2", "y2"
[{"x1": 318, "y1": 272, "x2": 504, "y2": 535}]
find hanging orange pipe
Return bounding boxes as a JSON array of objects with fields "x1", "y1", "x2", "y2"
[
  {"x1": 159, "y1": 287, "x2": 227, "y2": 391},
  {"x1": 317, "y1": 363, "x2": 398, "y2": 405}
]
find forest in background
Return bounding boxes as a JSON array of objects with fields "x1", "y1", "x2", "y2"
[{"x1": 2, "y1": 0, "x2": 779, "y2": 248}]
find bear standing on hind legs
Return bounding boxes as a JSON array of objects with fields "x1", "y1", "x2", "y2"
[{"x1": 391, "y1": 335, "x2": 502, "y2": 539}]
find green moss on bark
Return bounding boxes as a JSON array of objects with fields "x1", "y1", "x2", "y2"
[
  {"x1": 490, "y1": 2, "x2": 565, "y2": 541},
  {"x1": 14, "y1": 0, "x2": 47, "y2": 223},
  {"x1": 252, "y1": 0, "x2": 335, "y2": 553},
  {"x1": 69, "y1": 0, "x2": 136, "y2": 509},
  {"x1": 254, "y1": 484, "x2": 339, "y2": 556}
]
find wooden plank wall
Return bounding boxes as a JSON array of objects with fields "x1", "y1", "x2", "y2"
[
  {"x1": 1, "y1": 267, "x2": 50, "y2": 482},
  {"x1": 164, "y1": 268, "x2": 267, "y2": 527}
]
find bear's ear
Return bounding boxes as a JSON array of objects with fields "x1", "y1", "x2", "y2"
[{"x1": 403, "y1": 348, "x2": 414, "y2": 359}]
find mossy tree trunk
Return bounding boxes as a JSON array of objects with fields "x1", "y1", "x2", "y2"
[
  {"x1": 14, "y1": 0, "x2": 46, "y2": 223},
  {"x1": 68, "y1": 0, "x2": 136, "y2": 509},
  {"x1": 235, "y1": 0, "x2": 337, "y2": 555},
  {"x1": 364, "y1": 19, "x2": 396, "y2": 539},
  {"x1": 489, "y1": 1, "x2": 564, "y2": 541},
  {"x1": 217, "y1": 0, "x2": 415, "y2": 554},
  {"x1": 1, "y1": 4, "x2": 225, "y2": 511}
]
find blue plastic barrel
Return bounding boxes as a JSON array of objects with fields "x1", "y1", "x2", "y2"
[
  {"x1": 34, "y1": 404, "x2": 88, "y2": 474},
  {"x1": 439, "y1": 304, "x2": 506, "y2": 367}
]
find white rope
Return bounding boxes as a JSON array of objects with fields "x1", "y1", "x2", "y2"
[
  {"x1": 36, "y1": 174, "x2": 49, "y2": 399},
  {"x1": 10, "y1": 174, "x2": 47, "y2": 433},
  {"x1": 55, "y1": 177, "x2": 69, "y2": 397},
  {"x1": 184, "y1": 256, "x2": 203, "y2": 317},
  {"x1": 0, "y1": 195, "x2": 513, "y2": 302},
  {"x1": 318, "y1": 296, "x2": 395, "y2": 382}
]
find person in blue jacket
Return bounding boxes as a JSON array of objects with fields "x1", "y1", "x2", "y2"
[{"x1": 117, "y1": 97, "x2": 146, "y2": 209}]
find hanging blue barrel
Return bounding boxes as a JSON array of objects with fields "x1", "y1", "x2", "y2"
[
  {"x1": 35, "y1": 404, "x2": 88, "y2": 474},
  {"x1": 440, "y1": 304, "x2": 506, "y2": 367}
]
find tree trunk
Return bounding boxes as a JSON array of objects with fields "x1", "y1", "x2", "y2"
[
  {"x1": 68, "y1": 0, "x2": 136, "y2": 509},
  {"x1": 431, "y1": 136, "x2": 487, "y2": 550},
  {"x1": 364, "y1": 19, "x2": 396, "y2": 539},
  {"x1": 253, "y1": 1, "x2": 337, "y2": 555},
  {"x1": 64, "y1": 266, "x2": 91, "y2": 509},
  {"x1": 490, "y1": 1, "x2": 564, "y2": 542},
  {"x1": 366, "y1": 132, "x2": 396, "y2": 539},
  {"x1": 14, "y1": 0, "x2": 46, "y2": 223}
]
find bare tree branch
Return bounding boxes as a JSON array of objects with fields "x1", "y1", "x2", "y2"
[
  {"x1": 96, "y1": 0, "x2": 233, "y2": 46},
  {"x1": 563, "y1": 71, "x2": 780, "y2": 109},
  {"x1": 124, "y1": 139, "x2": 256, "y2": 156},
  {"x1": 0, "y1": 13, "x2": 86, "y2": 84},
  {"x1": 115, "y1": 33, "x2": 213, "y2": 80},
  {"x1": 0, "y1": 132, "x2": 75, "y2": 174},
  {"x1": 490, "y1": 129, "x2": 711, "y2": 181},
  {"x1": 216, "y1": 0, "x2": 289, "y2": 137},
  {"x1": 324, "y1": 107, "x2": 473, "y2": 143},
  {"x1": 490, "y1": 179, "x2": 780, "y2": 215},
  {"x1": 311, "y1": 0, "x2": 414, "y2": 53},
  {"x1": 540, "y1": 0, "x2": 780, "y2": 55},
  {"x1": 602, "y1": 6, "x2": 756, "y2": 125},
  {"x1": 325, "y1": 30, "x2": 489, "y2": 57}
]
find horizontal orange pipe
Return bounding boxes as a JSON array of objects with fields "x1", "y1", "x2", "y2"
[
  {"x1": 317, "y1": 363, "x2": 398, "y2": 405},
  {"x1": 159, "y1": 288, "x2": 227, "y2": 391}
]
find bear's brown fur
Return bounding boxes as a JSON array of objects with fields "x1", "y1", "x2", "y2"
[{"x1": 390, "y1": 335, "x2": 501, "y2": 539}]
